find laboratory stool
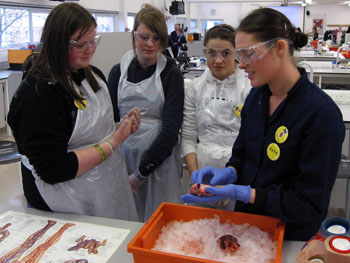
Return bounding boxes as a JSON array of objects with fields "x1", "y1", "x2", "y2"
[{"x1": 0, "y1": 140, "x2": 20, "y2": 164}]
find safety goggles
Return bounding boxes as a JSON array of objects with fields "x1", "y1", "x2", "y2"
[
  {"x1": 203, "y1": 48, "x2": 235, "y2": 61},
  {"x1": 70, "y1": 34, "x2": 101, "y2": 52},
  {"x1": 235, "y1": 38, "x2": 282, "y2": 65},
  {"x1": 134, "y1": 31, "x2": 161, "y2": 45}
]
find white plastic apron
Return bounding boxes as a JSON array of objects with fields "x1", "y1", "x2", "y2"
[
  {"x1": 118, "y1": 50, "x2": 183, "y2": 222},
  {"x1": 22, "y1": 73, "x2": 138, "y2": 221},
  {"x1": 195, "y1": 68, "x2": 246, "y2": 170}
]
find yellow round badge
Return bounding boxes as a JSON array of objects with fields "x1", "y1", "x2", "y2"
[
  {"x1": 275, "y1": 126, "x2": 288, "y2": 144},
  {"x1": 234, "y1": 105, "x2": 243, "y2": 118},
  {"x1": 267, "y1": 143, "x2": 280, "y2": 161},
  {"x1": 74, "y1": 99, "x2": 87, "y2": 110}
]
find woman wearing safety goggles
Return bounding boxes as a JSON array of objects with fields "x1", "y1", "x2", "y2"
[
  {"x1": 182, "y1": 8, "x2": 345, "y2": 241},
  {"x1": 181, "y1": 24, "x2": 251, "y2": 210},
  {"x1": 108, "y1": 4, "x2": 184, "y2": 222},
  {"x1": 7, "y1": 3, "x2": 141, "y2": 220}
]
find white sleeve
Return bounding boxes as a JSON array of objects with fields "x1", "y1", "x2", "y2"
[
  {"x1": 181, "y1": 80, "x2": 198, "y2": 156},
  {"x1": 241, "y1": 77, "x2": 252, "y2": 102}
]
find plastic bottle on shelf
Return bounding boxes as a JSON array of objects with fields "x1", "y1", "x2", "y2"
[
  {"x1": 318, "y1": 40, "x2": 323, "y2": 54},
  {"x1": 332, "y1": 60, "x2": 336, "y2": 69}
]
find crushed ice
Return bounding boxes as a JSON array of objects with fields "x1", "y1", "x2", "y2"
[{"x1": 152, "y1": 215, "x2": 277, "y2": 263}]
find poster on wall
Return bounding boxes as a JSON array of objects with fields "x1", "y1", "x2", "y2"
[{"x1": 313, "y1": 18, "x2": 324, "y2": 35}]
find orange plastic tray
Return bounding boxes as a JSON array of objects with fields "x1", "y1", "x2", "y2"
[{"x1": 127, "y1": 202, "x2": 285, "y2": 263}]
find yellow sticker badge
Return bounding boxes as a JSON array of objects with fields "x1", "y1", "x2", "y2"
[
  {"x1": 234, "y1": 105, "x2": 243, "y2": 118},
  {"x1": 275, "y1": 126, "x2": 288, "y2": 144},
  {"x1": 74, "y1": 99, "x2": 87, "y2": 110},
  {"x1": 267, "y1": 143, "x2": 280, "y2": 161}
]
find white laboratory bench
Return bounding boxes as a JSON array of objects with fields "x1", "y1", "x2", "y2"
[
  {"x1": 184, "y1": 65, "x2": 207, "y2": 79},
  {"x1": 298, "y1": 60, "x2": 350, "y2": 89},
  {"x1": 0, "y1": 204, "x2": 305, "y2": 263},
  {"x1": 185, "y1": 59, "x2": 350, "y2": 85},
  {"x1": 295, "y1": 50, "x2": 345, "y2": 61},
  {"x1": 294, "y1": 47, "x2": 350, "y2": 90}
]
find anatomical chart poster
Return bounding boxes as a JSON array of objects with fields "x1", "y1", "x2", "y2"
[{"x1": 0, "y1": 211, "x2": 130, "y2": 263}]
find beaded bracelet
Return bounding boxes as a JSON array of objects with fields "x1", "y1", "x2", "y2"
[
  {"x1": 93, "y1": 144, "x2": 106, "y2": 163},
  {"x1": 105, "y1": 140, "x2": 115, "y2": 153}
]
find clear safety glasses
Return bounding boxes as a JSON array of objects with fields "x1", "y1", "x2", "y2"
[
  {"x1": 203, "y1": 48, "x2": 235, "y2": 61},
  {"x1": 134, "y1": 31, "x2": 161, "y2": 46},
  {"x1": 234, "y1": 38, "x2": 282, "y2": 65},
  {"x1": 70, "y1": 34, "x2": 102, "y2": 53}
]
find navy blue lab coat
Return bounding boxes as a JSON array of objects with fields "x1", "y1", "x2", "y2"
[{"x1": 227, "y1": 69, "x2": 345, "y2": 241}]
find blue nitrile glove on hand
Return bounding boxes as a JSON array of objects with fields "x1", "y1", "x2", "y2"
[
  {"x1": 191, "y1": 166, "x2": 237, "y2": 185},
  {"x1": 181, "y1": 184, "x2": 251, "y2": 204}
]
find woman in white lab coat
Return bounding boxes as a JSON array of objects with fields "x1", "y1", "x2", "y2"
[
  {"x1": 181, "y1": 24, "x2": 251, "y2": 184},
  {"x1": 8, "y1": 3, "x2": 140, "y2": 220}
]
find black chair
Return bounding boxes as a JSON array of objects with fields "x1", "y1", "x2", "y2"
[{"x1": 0, "y1": 140, "x2": 20, "y2": 164}]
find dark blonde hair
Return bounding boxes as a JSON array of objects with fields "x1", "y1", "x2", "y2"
[
  {"x1": 132, "y1": 4, "x2": 168, "y2": 51},
  {"x1": 26, "y1": 2, "x2": 100, "y2": 101}
]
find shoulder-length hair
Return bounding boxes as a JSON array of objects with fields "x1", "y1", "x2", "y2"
[
  {"x1": 132, "y1": 4, "x2": 168, "y2": 52},
  {"x1": 26, "y1": 2, "x2": 100, "y2": 100}
]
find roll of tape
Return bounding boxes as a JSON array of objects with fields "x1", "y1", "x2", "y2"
[
  {"x1": 310, "y1": 259, "x2": 325, "y2": 263},
  {"x1": 318, "y1": 217, "x2": 350, "y2": 239},
  {"x1": 329, "y1": 236, "x2": 350, "y2": 254}
]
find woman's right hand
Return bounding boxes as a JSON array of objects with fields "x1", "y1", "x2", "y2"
[{"x1": 108, "y1": 107, "x2": 141, "y2": 149}]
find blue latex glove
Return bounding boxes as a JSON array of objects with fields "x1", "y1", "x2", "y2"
[
  {"x1": 181, "y1": 184, "x2": 251, "y2": 204},
  {"x1": 191, "y1": 166, "x2": 237, "y2": 185}
]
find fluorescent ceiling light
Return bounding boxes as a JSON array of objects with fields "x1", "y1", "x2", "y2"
[
  {"x1": 305, "y1": 0, "x2": 312, "y2": 4},
  {"x1": 301, "y1": 2, "x2": 307, "y2": 6}
]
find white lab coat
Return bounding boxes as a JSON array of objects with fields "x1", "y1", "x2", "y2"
[{"x1": 181, "y1": 65, "x2": 251, "y2": 169}]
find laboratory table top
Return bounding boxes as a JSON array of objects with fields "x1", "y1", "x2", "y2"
[
  {"x1": 186, "y1": 61, "x2": 350, "y2": 75},
  {"x1": 298, "y1": 60, "x2": 350, "y2": 75},
  {"x1": 0, "y1": 204, "x2": 305, "y2": 263},
  {"x1": 295, "y1": 50, "x2": 345, "y2": 61},
  {"x1": 0, "y1": 70, "x2": 16, "y2": 79}
]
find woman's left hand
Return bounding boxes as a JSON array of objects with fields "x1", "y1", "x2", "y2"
[{"x1": 181, "y1": 184, "x2": 251, "y2": 204}]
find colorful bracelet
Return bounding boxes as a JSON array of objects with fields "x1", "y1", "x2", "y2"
[{"x1": 93, "y1": 144, "x2": 106, "y2": 163}]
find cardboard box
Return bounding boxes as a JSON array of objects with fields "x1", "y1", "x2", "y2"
[
  {"x1": 8, "y1": 49, "x2": 32, "y2": 64},
  {"x1": 127, "y1": 202, "x2": 285, "y2": 263},
  {"x1": 8, "y1": 49, "x2": 32, "y2": 70}
]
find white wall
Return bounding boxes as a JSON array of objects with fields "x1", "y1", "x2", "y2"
[
  {"x1": 190, "y1": 2, "x2": 251, "y2": 28},
  {"x1": 91, "y1": 32, "x2": 132, "y2": 77},
  {"x1": 189, "y1": 2, "x2": 305, "y2": 33}
]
